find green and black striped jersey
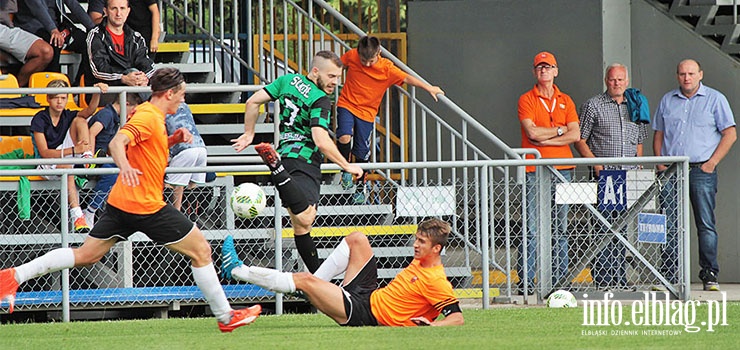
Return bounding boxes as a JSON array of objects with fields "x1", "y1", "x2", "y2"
[{"x1": 264, "y1": 74, "x2": 332, "y2": 165}]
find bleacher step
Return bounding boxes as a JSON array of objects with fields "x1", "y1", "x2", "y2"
[{"x1": 154, "y1": 63, "x2": 214, "y2": 83}]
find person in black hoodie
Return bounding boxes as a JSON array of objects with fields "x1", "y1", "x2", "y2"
[{"x1": 84, "y1": 0, "x2": 154, "y2": 104}]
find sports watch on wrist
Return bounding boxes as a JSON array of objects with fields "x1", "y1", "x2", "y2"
[{"x1": 557, "y1": 126, "x2": 563, "y2": 136}]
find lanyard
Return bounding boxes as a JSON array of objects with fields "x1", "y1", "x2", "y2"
[{"x1": 539, "y1": 97, "x2": 557, "y2": 127}]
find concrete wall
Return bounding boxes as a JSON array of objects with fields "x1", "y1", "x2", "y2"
[{"x1": 407, "y1": 0, "x2": 740, "y2": 282}]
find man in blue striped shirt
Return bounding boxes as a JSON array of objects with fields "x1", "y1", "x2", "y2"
[{"x1": 652, "y1": 59, "x2": 736, "y2": 291}]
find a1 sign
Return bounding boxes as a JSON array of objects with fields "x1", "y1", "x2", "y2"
[{"x1": 598, "y1": 170, "x2": 627, "y2": 211}]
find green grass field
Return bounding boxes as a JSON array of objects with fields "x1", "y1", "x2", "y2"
[{"x1": 2, "y1": 303, "x2": 738, "y2": 350}]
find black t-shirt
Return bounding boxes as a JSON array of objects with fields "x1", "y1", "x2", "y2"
[
  {"x1": 126, "y1": 0, "x2": 157, "y2": 43},
  {"x1": 30, "y1": 109, "x2": 79, "y2": 150}
]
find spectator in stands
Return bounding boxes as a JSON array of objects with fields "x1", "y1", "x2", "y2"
[
  {"x1": 85, "y1": 0, "x2": 155, "y2": 102},
  {"x1": 83, "y1": 92, "x2": 143, "y2": 229},
  {"x1": 13, "y1": 0, "x2": 94, "y2": 78},
  {"x1": 231, "y1": 51, "x2": 363, "y2": 274},
  {"x1": 221, "y1": 218, "x2": 464, "y2": 327},
  {"x1": 0, "y1": 68, "x2": 261, "y2": 333},
  {"x1": 517, "y1": 51, "x2": 580, "y2": 295},
  {"x1": 165, "y1": 102, "x2": 207, "y2": 212},
  {"x1": 88, "y1": 0, "x2": 160, "y2": 55},
  {"x1": 31, "y1": 79, "x2": 108, "y2": 232},
  {"x1": 574, "y1": 63, "x2": 649, "y2": 291},
  {"x1": 336, "y1": 36, "x2": 444, "y2": 203},
  {"x1": 0, "y1": 0, "x2": 53, "y2": 87},
  {"x1": 653, "y1": 59, "x2": 736, "y2": 292}
]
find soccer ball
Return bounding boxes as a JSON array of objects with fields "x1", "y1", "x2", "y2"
[
  {"x1": 547, "y1": 289, "x2": 578, "y2": 308},
  {"x1": 230, "y1": 183, "x2": 266, "y2": 219}
]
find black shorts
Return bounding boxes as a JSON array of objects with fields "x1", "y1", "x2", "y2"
[
  {"x1": 282, "y1": 158, "x2": 321, "y2": 206},
  {"x1": 89, "y1": 204, "x2": 195, "y2": 245},
  {"x1": 341, "y1": 256, "x2": 379, "y2": 327}
]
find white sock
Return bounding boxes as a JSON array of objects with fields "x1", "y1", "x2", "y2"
[
  {"x1": 70, "y1": 206, "x2": 83, "y2": 220},
  {"x1": 314, "y1": 239, "x2": 350, "y2": 281},
  {"x1": 231, "y1": 265, "x2": 296, "y2": 294},
  {"x1": 14, "y1": 248, "x2": 75, "y2": 284},
  {"x1": 191, "y1": 263, "x2": 233, "y2": 323}
]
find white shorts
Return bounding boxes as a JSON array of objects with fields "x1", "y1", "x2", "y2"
[
  {"x1": 165, "y1": 147, "x2": 207, "y2": 186},
  {"x1": 36, "y1": 131, "x2": 81, "y2": 180},
  {"x1": 0, "y1": 24, "x2": 41, "y2": 63}
]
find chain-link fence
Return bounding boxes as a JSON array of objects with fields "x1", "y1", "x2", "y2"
[{"x1": 0, "y1": 156, "x2": 690, "y2": 319}]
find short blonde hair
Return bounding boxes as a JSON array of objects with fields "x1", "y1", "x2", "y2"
[
  {"x1": 46, "y1": 79, "x2": 69, "y2": 99},
  {"x1": 46, "y1": 79, "x2": 69, "y2": 88}
]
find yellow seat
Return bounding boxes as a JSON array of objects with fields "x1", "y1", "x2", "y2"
[
  {"x1": 0, "y1": 135, "x2": 35, "y2": 156},
  {"x1": 29, "y1": 72, "x2": 80, "y2": 110},
  {"x1": 0, "y1": 74, "x2": 21, "y2": 98},
  {"x1": 0, "y1": 135, "x2": 44, "y2": 181}
]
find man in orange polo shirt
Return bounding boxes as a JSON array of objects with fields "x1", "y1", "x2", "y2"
[
  {"x1": 517, "y1": 51, "x2": 580, "y2": 296},
  {"x1": 220, "y1": 218, "x2": 464, "y2": 327},
  {"x1": 1, "y1": 68, "x2": 260, "y2": 333},
  {"x1": 336, "y1": 35, "x2": 444, "y2": 203}
]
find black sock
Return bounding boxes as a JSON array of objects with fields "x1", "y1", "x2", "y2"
[
  {"x1": 270, "y1": 163, "x2": 310, "y2": 214},
  {"x1": 337, "y1": 141, "x2": 352, "y2": 162},
  {"x1": 295, "y1": 232, "x2": 321, "y2": 273}
]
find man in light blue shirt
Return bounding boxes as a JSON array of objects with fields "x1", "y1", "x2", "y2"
[{"x1": 652, "y1": 59, "x2": 736, "y2": 291}]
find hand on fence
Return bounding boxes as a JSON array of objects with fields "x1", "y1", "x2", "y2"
[
  {"x1": 344, "y1": 164, "x2": 363, "y2": 178},
  {"x1": 94, "y1": 82, "x2": 109, "y2": 94}
]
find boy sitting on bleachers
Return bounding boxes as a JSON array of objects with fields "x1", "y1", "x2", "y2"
[{"x1": 30, "y1": 78, "x2": 108, "y2": 232}]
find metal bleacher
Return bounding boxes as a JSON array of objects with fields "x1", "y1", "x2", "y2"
[{"x1": 0, "y1": 0, "x2": 488, "y2": 318}]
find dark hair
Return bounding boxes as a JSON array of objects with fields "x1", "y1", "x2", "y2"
[
  {"x1": 357, "y1": 36, "x2": 380, "y2": 61},
  {"x1": 417, "y1": 218, "x2": 451, "y2": 249},
  {"x1": 150, "y1": 67, "x2": 184, "y2": 95},
  {"x1": 312, "y1": 50, "x2": 343, "y2": 69},
  {"x1": 116, "y1": 92, "x2": 143, "y2": 106}
]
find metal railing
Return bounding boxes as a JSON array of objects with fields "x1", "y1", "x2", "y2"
[{"x1": 0, "y1": 154, "x2": 690, "y2": 321}]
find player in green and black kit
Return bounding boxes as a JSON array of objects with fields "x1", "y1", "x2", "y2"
[{"x1": 231, "y1": 51, "x2": 363, "y2": 273}]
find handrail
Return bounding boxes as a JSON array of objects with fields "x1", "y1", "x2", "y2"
[{"x1": 311, "y1": 0, "x2": 522, "y2": 160}]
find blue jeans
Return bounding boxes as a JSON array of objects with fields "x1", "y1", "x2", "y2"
[
  {"x1": 659, "y1": 167, "x2": 719, "y2": 283},
  {"x1": 88, "y1": 163, "x2": 118, "y2": 210},
  {"x1": 689, "y1": 168, "x2": 719, "y2": 276},
  {"x1": 335, "y1": 107, "x2": 374, "y2": 161},
  {"x1": 519, "y1": 169, "x2": 571, "y2": 288},
  {"x1": 592, "y1": 211, "x2": 627, "y2": 287}
]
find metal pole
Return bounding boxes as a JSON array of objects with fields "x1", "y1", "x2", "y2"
[
  {"x1": 681, "y1": 161, "x2": 691, "y2": 301},
  {"x1": 480, "y1": 165, "x2": 490, "y2": 309},
  {"x1": 60, "y1": 174, "x2": 70, "y2": 322}
]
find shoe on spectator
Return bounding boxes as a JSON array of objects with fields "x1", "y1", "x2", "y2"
[
  {"x1": 74, "y1": 175, "x2": 88, "y2": 188},
  {"x1": 73, "y1": 216, "x2": 90, "y2": 233},
  {"x1": 340, "y1": 172, "x2": 353, "y2": 190},
  {"x1": 0, "y1": 268, "x2": 19, "y2": 313},
  {"x1": 352, "y1": 192, "x2": 366, "y2": 205},
  {"x1": 218, "y1": 305, "x2": 262, "y2": 333},
  {"x1": 84, "y1": 210, "x2": 96, "y2": 230},
  {"x1": 701, "y1": 271, "x2": 720, "y2": 291},
  {"x1": 83, "y1": 150, "x2": 97, "y2": 169},
  {"x1": 220, "y1": 235, "x2": 244, "y2": 280},
  {"x1": 651, "y1": 284, "x2": 668, "y2": 292}
]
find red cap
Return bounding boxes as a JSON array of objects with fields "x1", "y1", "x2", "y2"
[{"x1": 533, "y1": 51, "x2": 557, "y2": 67}]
